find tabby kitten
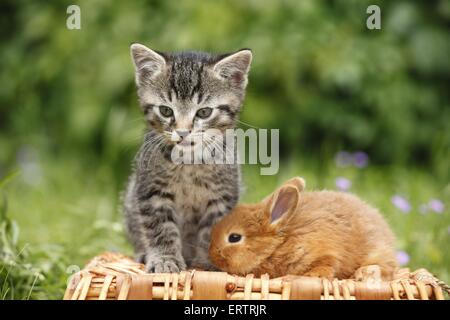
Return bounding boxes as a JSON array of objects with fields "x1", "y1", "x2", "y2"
[{"x1": 123, "y1": 43, "x2": 252, "y2": 272}]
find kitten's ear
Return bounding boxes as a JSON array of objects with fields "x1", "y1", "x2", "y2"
[
  {"x1": 213, "y1": 49, "x2": 252, "y2": 88},
  {"x1": 266, "y1": 185, "x2": 299, "y2": 224},
  {"x1": 130, "y1": 43, "x2": 166, "y2": 85}
]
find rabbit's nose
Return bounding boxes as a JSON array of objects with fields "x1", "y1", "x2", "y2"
[{"x1": 215, "y1": 248, "x2": 224, "y2": 257}]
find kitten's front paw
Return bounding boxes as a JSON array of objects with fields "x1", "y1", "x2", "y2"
[{"x1": 145, "y1": 255, "x2": 186, "y2": 273}]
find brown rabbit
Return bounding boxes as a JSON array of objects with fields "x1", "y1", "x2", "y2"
[{"x1": 209, "y1": 177, "x2": 398, "y2": 279}]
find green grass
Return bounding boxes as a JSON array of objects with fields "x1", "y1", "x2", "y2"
[{"x1": 0, "y1": 155, "x2": 449, "y2": 299}]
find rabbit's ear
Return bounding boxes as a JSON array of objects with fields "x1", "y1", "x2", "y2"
[
  {"x1": 261, "y1": 177, "x2": 305, "y2": 207},
  {"x1": 284, "y1": 177, "x2": 306, "y2": 192},
  {"x1": 268, "y1": 185, "x2": 299, "y2": 224}
]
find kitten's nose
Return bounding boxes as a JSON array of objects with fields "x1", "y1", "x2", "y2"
[{"x1": 176, "y1": 130, "x2": 190, "y2": 140}]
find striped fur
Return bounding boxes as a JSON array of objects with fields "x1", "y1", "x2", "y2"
[{"x1": 123, "y1": 44, "x2": 252, "y2": 272}]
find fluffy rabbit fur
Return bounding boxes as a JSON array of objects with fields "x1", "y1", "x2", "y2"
[{"x1": 209, "y1": 177, "x2": 398, "y2": 279}]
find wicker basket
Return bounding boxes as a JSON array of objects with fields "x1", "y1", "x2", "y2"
[{"x1": 63, "y1": 252, "x2": 446, "y2": 300}]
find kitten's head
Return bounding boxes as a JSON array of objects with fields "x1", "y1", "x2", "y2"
[{"x1": 130, "y1": 43, "x2": 252, "y2": 154}]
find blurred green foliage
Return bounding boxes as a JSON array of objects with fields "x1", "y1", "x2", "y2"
[
  {"x1": 0, "y1": 173, "x2": 68, "y2": 299},
  {"x1": 1, "y1": 155, "x2": 449, "y2": 299},
  {"x1": 0, "y1": 0, "x2": 449, "y2": 181}
]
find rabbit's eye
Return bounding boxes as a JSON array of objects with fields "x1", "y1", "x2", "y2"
[{"x1": 228, "y1": 233, "x2": 242, "y2": 243}]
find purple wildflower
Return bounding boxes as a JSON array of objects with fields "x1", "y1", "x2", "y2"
[
  {"x1": 428, "y1": 199, "x2": 444, "y2": 214},
  {"x1": 396, "y1": 251, "x2": 410, "y2": 266},
  {"x1": 335, "y1": 151, "x2": 353, "y2": 167},
  {"x1": 391, "y1": 195, "x2": 411, "y2": 213},
  {"x1": 335, "y1": 177, "x2": 352, "y2": 192},
  {"x1": 353, "y1": 151, "x2": 369, "y2": 168},
  {"x1": 335, "y1": 150, "x2": 370, "y2": 168}
]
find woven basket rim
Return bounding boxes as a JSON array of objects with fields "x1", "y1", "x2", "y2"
[{"x1": 63, "y1": 252, "x2": 446, "y2": 300}]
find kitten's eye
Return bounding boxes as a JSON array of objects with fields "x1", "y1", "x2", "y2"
[
  {"x1": 159, "y1": 105, "x2": 173, "y2": 117},
  {"x1": 228, "y1": 233, "x2": 242, "y2": 243},
  {"x1": 196, "y1": 107, "x2": 213, "y2": 119}
]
